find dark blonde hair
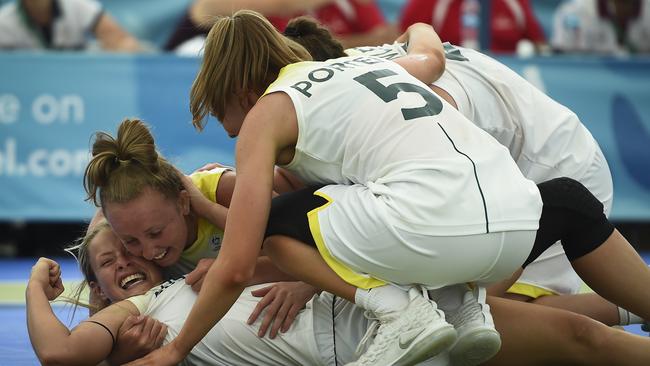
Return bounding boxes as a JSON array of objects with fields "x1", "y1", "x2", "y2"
[
  {"x1": 83, "y1": 118, "x2": 183, "y2": 208},
  {"x1": 284, "y1": 16, "x2": 346, "y2": 62},
  {"x1": 63, "y1": 220, "x2": 112, "y2": 314},
  {"x1": 190, "y1": 9, "x2": 312, "y2": 130}
]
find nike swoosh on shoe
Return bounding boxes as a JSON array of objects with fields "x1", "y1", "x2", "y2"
[{"x1": 398, "y1": 327, "x2": 426, "y2": 349}]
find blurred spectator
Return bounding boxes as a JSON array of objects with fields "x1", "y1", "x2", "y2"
[
  {"x1": 0, "y1": 0, "x2": 142, "y2": 52},
  {"x1": 165, "y1": 0, "x2": 395, "y2": 52},
  {"x1": 552, "y1": 0, "x2": 650, "y2": 54},
  {"x1": 399, "y1": 0, "x2": 548, "y2": 54},
  {"x1": 268, "y1": 0, "x2": 396, "y2": 48}
]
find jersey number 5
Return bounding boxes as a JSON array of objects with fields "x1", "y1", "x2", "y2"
[{"x1": 353, "y1": 69, "x2": 443, "y2": 121}]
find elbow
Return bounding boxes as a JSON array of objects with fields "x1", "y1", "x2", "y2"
[
  {"x1": 431, "y1": 48, "x2": 446, "y2": 82},
  {"x1": 37, "y1": 351, "x2": 68, "y2": 366},
  {"x1": 228, "y1": 269, "x2": 255, "y2": 287},
  {"x1": 219, "y1": 265, "x2": 255, "y2": 288}
]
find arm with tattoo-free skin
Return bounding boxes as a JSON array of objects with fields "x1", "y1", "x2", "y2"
[
  {"x1": 27, "y1": 258, "x2": 139, "y2": 365},
  {"x1": 393, "y1": 22, "x2": 446, "y2": 86}
]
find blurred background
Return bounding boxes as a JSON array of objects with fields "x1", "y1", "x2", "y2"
[
  {"x1": 0, "y1": 0, "x2": 648, "y2": 257},
  {"x1": 1, "y1": 1, "x2": 649, "y2": 363}
]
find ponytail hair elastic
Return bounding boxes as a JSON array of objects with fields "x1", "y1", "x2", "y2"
[{"x1": 115, "y1": 157, "x2": 130, "y2": 165}]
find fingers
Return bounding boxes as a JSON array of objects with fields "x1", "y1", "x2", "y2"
[
  {"x1": 154, "y1": 323, "x2": 168, "y2": 348},
  {"x1": 185, "y1": 269, "x2": 200, "y2": 288},
  {"x1": 53, "y1": 276, "x2": 65, "y2": 295},
  {"x1": 257, "y1": 297, "x2": 281, "y2": 338},
  {"x1": 141, "y1": 315, "x2": 155, "y2": 342},
  {"x1": 121, "y1": 315, "x2": 145, "y2": 334},
  {"x1": 267, "y1": 300, "x2": 292, "y2": 339},
  {"x1": 281, "y1": 305, "x2": 301, "y2": 333},
  {"x1": 247, "y1": 287, "x2": 276, "y2": 325},
  {"x1": 250, "y1": 285, "x2": 273, "y2": 298},
  {"x1": 186, "y1": 259, "x2": 213, "y2": 292},
  {"x1": 191, "y1": 277, "x2": 204, "y2": 292}
]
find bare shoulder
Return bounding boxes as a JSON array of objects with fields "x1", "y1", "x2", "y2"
[{"x1": 243, "y1": 92, "x2": 298, "y2": 148}]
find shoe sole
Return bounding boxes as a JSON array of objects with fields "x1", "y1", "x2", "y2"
[
  {"x1": 391, "y1": 324, "x2": 457, "y2": 366},
  {"x1": 450, "y1": 327, "x2": 502, "y2": 366}
]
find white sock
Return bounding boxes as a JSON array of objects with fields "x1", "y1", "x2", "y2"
[
  {"x1": 618, "y1": 306, "x2": 644, "y2": 325},
  {"x1": 354, "y1": 285, "x2": 410, "y2": 315},
  {"x1": 428, "y1": 284, "x2": 470, "y2": 312}
]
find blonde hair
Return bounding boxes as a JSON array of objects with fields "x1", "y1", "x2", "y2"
[
  {"x1": 190, "y1": 9, "x2": 312, "y2": 130},
  {"x1": 83, "y1": 118, "x2": 183, "y2": 208},
  {"x1": 63, "y1": 220, "x2": 112, "y2": 314}
]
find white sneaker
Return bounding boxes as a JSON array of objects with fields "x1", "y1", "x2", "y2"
[
  {"x1": 347, "y1": 287, "x2": 457, "y2": 366},
  {"x1": 441, "y1": 285, "x2": 501, "y2": 366}
]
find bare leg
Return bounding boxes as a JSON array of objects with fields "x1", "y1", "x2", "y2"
[
  {"x1": 493, "y1": 290, "x2": 621, "y2": 326},
  {"x1": 263, "y1": 235, "x2": 357, "y2": 302},
  {"x1": 530, "y1": 293, "x2": 620, "y2": 326},
  {"x1": 570, "y1": 229, "x2": 650, "y2": 321},
  {"x1": 489, "y1": 229, "x2": 649, "y2": 323},
  {"x1": 487, "y1": 269, "x2": 522, "y2": 297},
  {"x1": 486, "y1": 296, "x2": 650, "y2": 366}
]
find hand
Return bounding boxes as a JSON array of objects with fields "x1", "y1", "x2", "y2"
[
  {"x1": 193, "y1": 162, "x2": 232, "y2": 173},
  {"x1": 247, "y1": 281, "x2": 318, "y2": 338},
  {"x1": 185, "y1": 258, "x2": 215, "y2": 292},
  {"x1": 109, "y1": 315, "x2": 168, "y2": 364},
  {"x1": 122, "y1": 341, "x2": 186, "y2": 366},
  {"x1": 181, "y1": 175, "x2": 213, "y2": 218},
  {"x1": 29, "y1": 257, "x2": 65, "y2": 301}
]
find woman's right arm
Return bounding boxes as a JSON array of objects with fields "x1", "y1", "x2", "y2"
[{"x1": 27, "y1": 258, "x2": 135, "y2": 365}]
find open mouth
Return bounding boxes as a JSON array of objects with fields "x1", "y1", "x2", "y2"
[
  {"x1": 120, "y1": 272, "x2": 146, "y2": 289},
  {"x1": 153, "y1": 249, "x2": 168, "y2": 261}
]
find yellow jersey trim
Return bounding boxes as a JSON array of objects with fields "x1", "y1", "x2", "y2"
[
  {"x1": 263, "y1": 62, "x2": 316, "y2": 96},
  {"x1": 507, "y1": 282, "x2": 558, "y2": 299},
  {"x1": 307, "y1": 191, "x2": 386, "y2": 289},
  {"x1": 184, "y1": 169, "x2": 226, "y2": 260}
]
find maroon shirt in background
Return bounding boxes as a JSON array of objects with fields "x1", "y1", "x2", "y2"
[
  {"x1": 399, "y1": 0, "x2": 546, "y2": 53},
  {"x1": 269, "y1": 0, "x2": 386, "y2": 35}
]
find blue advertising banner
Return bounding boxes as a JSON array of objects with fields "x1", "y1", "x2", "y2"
[
  {"x1": 0, "y1": 54, "x2": 648, "y2": 221},
  {"x1": 0, "y1": 54, "x2": 234, "y2": 220}
]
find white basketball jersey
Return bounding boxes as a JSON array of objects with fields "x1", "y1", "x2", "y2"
[
  {"x1": 264, "y1": 56, "x2": 541, "y2": 236},
  {"x1": 349, "y1": 43, "x2": 601, "y2": 184},
  {"x1": 129, "y1": 279, "x2": 323, "y2": 366}
]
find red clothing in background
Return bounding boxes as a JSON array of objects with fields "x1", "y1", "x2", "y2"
[
  {"x1": 399, "y1": 0, "x2": 546, "y2": 53},
  {"x1": 269, "y1": 0, "x2": 386, "y2": 36}
]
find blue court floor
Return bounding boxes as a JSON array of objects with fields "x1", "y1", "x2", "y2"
[{"x1": 1, "y1": 256, "x2": 648, "y2": 365}]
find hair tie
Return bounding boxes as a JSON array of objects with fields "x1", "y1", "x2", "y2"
[
  {"x1": 283, "y1": 27, "x2": 301, "y2": 38},
  {"x1": 115, "y1": 157, "x2": 130, "y2": 165}
]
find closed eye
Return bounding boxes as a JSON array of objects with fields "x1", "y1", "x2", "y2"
[{"x1": 123, "y1": 238, "x2": 138, "y2": 246}]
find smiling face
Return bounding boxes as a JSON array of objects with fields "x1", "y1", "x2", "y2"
[
  {"x1": 104, "y1": 186, "x2": 192, "y2": 267},
  {"x1": 88, "y1": 227, "x2": 164, "y2": 303}
]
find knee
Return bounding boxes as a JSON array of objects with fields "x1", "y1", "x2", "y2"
[
  {"x1": 565, "y1": 314, "x2": 612, "y2": 361},
  {"x1": 538, "y1": 177, "x2": 604, "y2": 219}
]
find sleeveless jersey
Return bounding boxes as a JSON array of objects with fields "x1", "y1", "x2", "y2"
[
  {"x1": 264, "y1": 56, "x2": 541, "y2": 236},
  {"x1": 164, "y1": 167, "x2": 228, "y2": 279},
  {"x1": 349, "y1": 43, "x2": 601, "y2": 184},
  {"x1": 128, "y1": 279, "x2": 323, "y2": 366}
]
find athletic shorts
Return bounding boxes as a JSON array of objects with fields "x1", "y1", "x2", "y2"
[{"x1": 266, "y1": 184, "x2": 536, "y2": 290}]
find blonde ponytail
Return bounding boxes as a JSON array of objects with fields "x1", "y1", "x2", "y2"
[{"x1": 190, "y1": 10, "x2": 312, "y2": 130}]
